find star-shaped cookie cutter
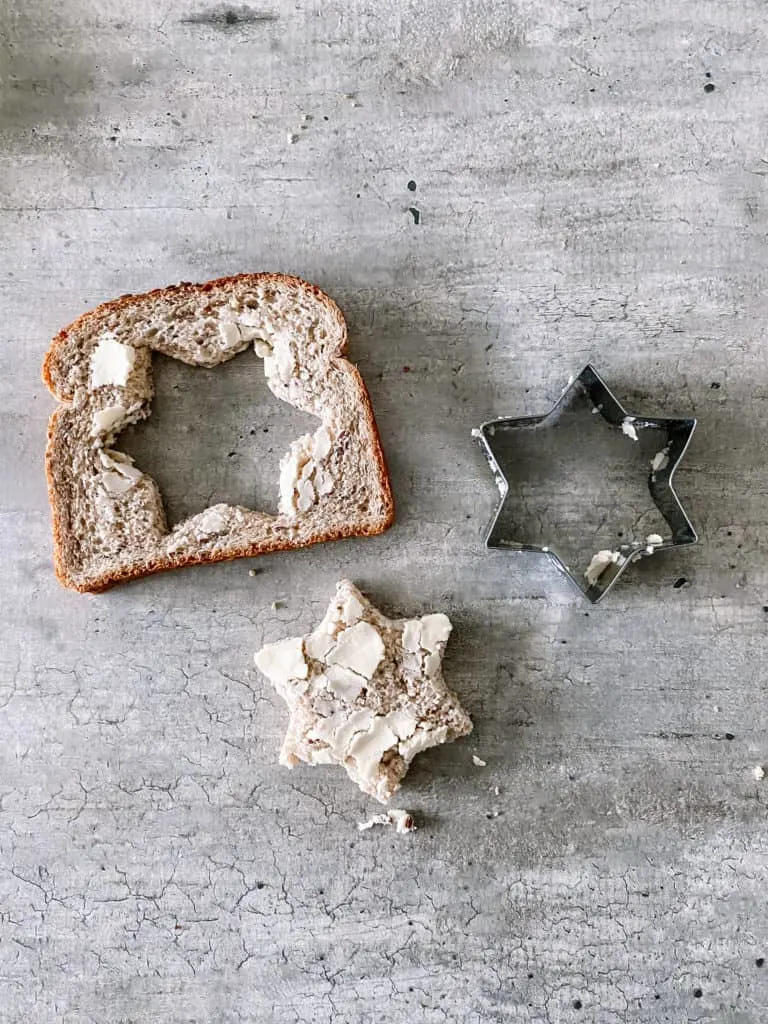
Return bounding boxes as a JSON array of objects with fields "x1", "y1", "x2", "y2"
[{"x1": 474, "y1": 364, "x2": 697, "y2": 603}]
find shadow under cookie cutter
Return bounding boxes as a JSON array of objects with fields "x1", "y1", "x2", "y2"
[{"x1": 473, "y1": 364, "x2": 698, "y2": 603}]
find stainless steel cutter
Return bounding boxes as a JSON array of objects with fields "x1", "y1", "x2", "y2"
[{"x1": 474, "y1": 364, "x2": 697, "y2": 603}]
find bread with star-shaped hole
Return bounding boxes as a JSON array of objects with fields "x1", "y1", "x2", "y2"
[{"x1": 42, "y1": 274, "x2": 394, "y2": 592}]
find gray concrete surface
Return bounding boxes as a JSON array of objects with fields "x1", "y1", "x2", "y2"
[{"x1": 2, "y1": 1, "x2": 768, "y2": 1021}]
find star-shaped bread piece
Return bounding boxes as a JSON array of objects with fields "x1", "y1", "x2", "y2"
[{"x1": 254, "y1": 580, "x2": 473, "y2": 803}]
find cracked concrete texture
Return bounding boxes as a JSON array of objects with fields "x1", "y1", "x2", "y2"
[{"x1": 2, "y1": 0, "x2": 768, "y2": 1020}]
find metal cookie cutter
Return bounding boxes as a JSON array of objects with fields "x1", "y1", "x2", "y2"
[{"x1": 474, "y1": 364, "x2": 697, "y2": 603}]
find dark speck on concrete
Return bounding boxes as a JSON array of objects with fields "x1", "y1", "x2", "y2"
[
  {"x1": 408, "y1": 207, "x2": 421, "y2": 225},
  {"x1": 181, "y1": 5, "x2": 278, "y2": 28},
  {"x1": 693, "y1": 988, "x2": 703, "y2": 998},
  {"x1": 724, "y1": 732, "x2": 735, "y2": 741},
  {"x1": 673, "y1": 577, "x2": 689, "y2": 589},
  {"x1": 407, "y1": 179, "x2": 417, "y2": 191},
  {"x1": 573, "y1": 999, "x2": 583, "y2": 1010},
  {"x1": 711, "y1": 381, "x2": 721, "y2": 388},
  {"x1": 704, "y1": 82, "x2": 716, "y2": 93},
  {"x1": 757, "y1": 957, "x2": 765, "y2": 967}
]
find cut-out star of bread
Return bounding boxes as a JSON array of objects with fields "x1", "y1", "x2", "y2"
[
  {"x1": 42, "y1": 274, "x2": 394, "y2": 592},
  {"x1": 254, "y1": 580, "x2": 473, "y2": 803}
]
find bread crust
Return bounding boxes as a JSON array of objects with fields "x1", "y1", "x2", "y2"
[{"x1": 43, "y1": 273, "x2": 394, "y2": 592}]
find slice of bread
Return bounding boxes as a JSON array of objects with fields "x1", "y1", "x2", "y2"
[{"x1": 43, "y1": 274, "x2": 394, "y2": 592}]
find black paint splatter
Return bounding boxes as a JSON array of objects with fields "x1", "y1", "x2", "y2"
[
  {"x1": 408, "y1": 207, "x2": 420, "y2": 225},
  {"x1": 407, "y1": 179, "x2": 417, "y2": 191},
  {"x1": 704, "y1": 82, "x2": 716, "y2": 93},
  {"x1": 673, "y1": 577, "x2": 688, "y2": 589}
]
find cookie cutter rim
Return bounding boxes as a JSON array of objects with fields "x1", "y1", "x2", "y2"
[{"x1": 474, "y1": 363, "x2": 698, "y2": 603}]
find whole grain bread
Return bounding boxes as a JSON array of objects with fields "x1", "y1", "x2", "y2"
[{"x1": 43, "y1": 274, "x2": 394, "y2": 592}]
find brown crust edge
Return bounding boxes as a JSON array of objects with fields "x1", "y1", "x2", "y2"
[{"x1": 42, "y1": 273, "x2": 394, "y2": 593}]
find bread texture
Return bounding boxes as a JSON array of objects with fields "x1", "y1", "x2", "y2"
[
  {"x1": 43, "y1": 274, "x2": 394, "y2": 592},
  {"x1": 255, "y1": 580, "x2": 473, "y2": 804}
]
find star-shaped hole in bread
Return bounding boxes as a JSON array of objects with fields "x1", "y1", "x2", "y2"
[{"x1": 254, "y1": 580, "x2": 473, "y2": 803}]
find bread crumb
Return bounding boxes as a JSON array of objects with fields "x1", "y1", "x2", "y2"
[
  {"x1": 472, "y1": 755, "x2": 487, "y2": 767},
  {"x1": 585, "y1": 549, "x2": 623, "y2": 586},
  {"x1": 651, "y1": 448, "x2": 670, "y2": 473},
  {"x1": 621, "y1": 417, "x2": 639, "y2": 441},
  {"x1": 358, "y1": 809, "x2": 416, "y2": 834},
  {"x1": 753, "y1": 765, "x2": 765, "y2": 781}
]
